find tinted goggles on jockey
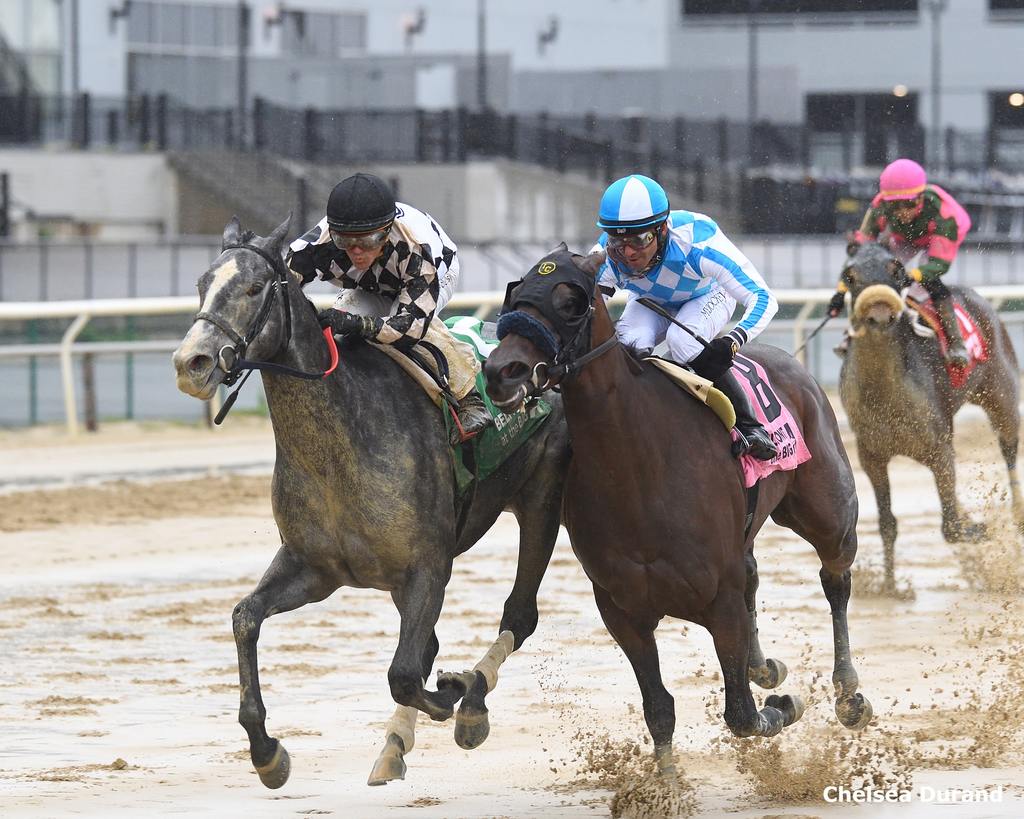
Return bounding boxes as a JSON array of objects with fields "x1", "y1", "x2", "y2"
[
  {"x1": 606, "y1": 229, "x2": 658, "y2": 251},
  {"x1": 329, "y1": 225, "x2": 391, "y2": 251}
]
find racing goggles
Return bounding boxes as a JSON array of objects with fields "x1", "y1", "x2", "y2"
[
  {"x1": 606, "y1": 229, "x2": 658, "y2": 251},
  {"x1": 329, "y1": 226, "x2": 391, "y2": 251}
]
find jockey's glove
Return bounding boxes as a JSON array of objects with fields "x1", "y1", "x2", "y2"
[
  {"x1": 318, "y1": 308, "x2": 374, "y2": 338},
  {"x1": 907, "y1": 267, "x2": 924, "y2": 283},
  {"x1": 691, "y1": 336, "x2": 738, "y2": 381},
  {"x1": 828, "y1": 291, "x2": 846, "y2": 318}
]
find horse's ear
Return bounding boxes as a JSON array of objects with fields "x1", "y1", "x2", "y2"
[
  {"x1": 222, "y1": 216, "x2": 241, "y2": 249},
  {"x1": 267, "y1": 213, "x2": 293, "y2": 253},
  {"x1": 577, "y1": 249, "x2": 606, "y2": 277},
  {"x1": 551, "y1": 241, "x2": 568, "y2": 254}
]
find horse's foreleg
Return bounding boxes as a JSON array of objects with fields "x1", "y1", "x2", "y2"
[
  {"x1": 367, "y1": 627, "x2": 439, "y2": 785},
  {"x1": 860, "y1": 453, "x2": 898, "y2": 592},
  {"x1": 389, "y1": 567, "x2": 464, "y2": 722},
  {"x1": 743, "y1": 551, "x2": 788, "y2": 690},
  {"x1": 928, "y1": 450, "x2": 986, "y2": 543},
  {"x1": 233, "y1": 545, "x2": 334, "y2": 789},
  {"x1": 592, "y1": 584, "x2": 676, "y2": 775},
  {"x1": 448, "y1": 496, "x2": 561, "y2": 750},
  {"x1": 820, "y1": 565, "x2": 873, "y2": 730},
  {"x1": 708, "y1": 591, "x2": 804, "y2": 741}
]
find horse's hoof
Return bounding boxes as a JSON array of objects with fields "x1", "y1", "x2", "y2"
[
  {"x1": 765, "y1": 694, "x2": 805, "y2": 727},
  {"x1": 436, "y1": 670, "x2": 472, "y2": 701},
  {"x1": 454, "y1": 706, "x2": 491, "y2": 750},
  {"x1": 944, "y1": 520, "x2": 987, "y2": 543},
  {"x1": 836, "y1": 693, "x2": 873, "y2": 731},
  {"x1": 367, "y1": 752, "x2": 407, "y2": 786},
  {"x1": 749, "y1": 658, "x2": 788, "y2": 690},
  {"x1": 254, "y1": 741, "x2": 291, "y2": 790},
  {"x1": 654, "y1": 744, "x2": 676, "y2": 777}
]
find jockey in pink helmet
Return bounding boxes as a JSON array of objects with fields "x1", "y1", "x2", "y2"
[{"x1": 828, "y1": 158, "x2": 972, "y2": 366}]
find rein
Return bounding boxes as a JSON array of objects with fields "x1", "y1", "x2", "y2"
[{"x1": 193, "y1": 241, "x2": 340, "y2": 423}]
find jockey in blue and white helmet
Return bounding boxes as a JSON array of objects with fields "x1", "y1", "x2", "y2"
[{"x1": 592, "y1": 174, "x2": 780, "y2": 461}]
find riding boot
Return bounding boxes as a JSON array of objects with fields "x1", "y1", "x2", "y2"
[
  {"x1": 714, "y1": 370, "x2": 778, "y2": 462},
  {"x1": 451, "y1": 389, "x2": 492, "y2": 446},
  {"x1": 934, "y1": 296, "x2": 969, "y2": 368}
]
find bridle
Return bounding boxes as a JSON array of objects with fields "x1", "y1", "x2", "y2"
[
  {"x1": 192, "y1": 241, "x2": 339, "y2": 422},
  {"x1": 495, "y1": 252, "x2": 619, "y2": 403}
]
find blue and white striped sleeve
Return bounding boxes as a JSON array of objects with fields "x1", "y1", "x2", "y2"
[{"x1": 697, "y1": 230, "x2": 777, "y2": 347}]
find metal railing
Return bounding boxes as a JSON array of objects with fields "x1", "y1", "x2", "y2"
[
  {"x1": 3, "y1": 93, "x2": 1023, "y2": 177},
  {"x1": 4, "y1": 286, "x2": 1024, "y2": 433}
]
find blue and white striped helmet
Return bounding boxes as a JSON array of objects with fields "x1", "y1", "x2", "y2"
[{"x1": 596, "y1": 175, "x2": 670, "y2": 233}]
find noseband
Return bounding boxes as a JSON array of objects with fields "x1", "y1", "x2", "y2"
[{"x1": 192, "y1": 241, "x2": 339, "y2": 423}]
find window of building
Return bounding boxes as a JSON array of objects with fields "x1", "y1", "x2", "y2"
[
  {"x1": 682, "y1": 1, "x2": 917, "y2": 14},
  {"x1": 990, "y1": 0, "x2": 1024, "y2": 11},
  {"x1": 280, "y1": 11, "x2": 366, "y2": 57}
]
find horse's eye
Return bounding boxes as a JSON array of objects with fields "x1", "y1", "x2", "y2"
[{"x1": 246, "y1": 283, "x2": 263, "y2": 297}]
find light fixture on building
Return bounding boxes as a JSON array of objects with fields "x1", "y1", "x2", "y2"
[
  {"x1": 401, "y1": 8, "x2": 427, "y2": 52},
  {"x1": 1010, "y1": 92, "x2": 1024, "y2": 108},
  {"x1": 892, "y1": 84, "x2": 909, "y2": 98},
  {"x1": 538, "y1": 16, "x2": 559, "y2": 56}
]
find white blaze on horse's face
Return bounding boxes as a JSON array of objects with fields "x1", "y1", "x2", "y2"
[{"x1": 172, "y1": 257, "x2": 245, "y2": 399}]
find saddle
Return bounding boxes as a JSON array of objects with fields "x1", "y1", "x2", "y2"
[
  {"x1": 903, "y1": 284, "x2": 988, "y2": 388},
  {"x1": 646, "y1": 354, "x2": 812, "y2": 489}
]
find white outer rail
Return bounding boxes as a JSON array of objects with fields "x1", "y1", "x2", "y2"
[{"x1": 3, "y1": 286, "x2": 1024, "y2": 434}]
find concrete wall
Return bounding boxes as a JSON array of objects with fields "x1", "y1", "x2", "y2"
[{"x1": 0, "y1": 149, "x2": 177, "y2": 240}]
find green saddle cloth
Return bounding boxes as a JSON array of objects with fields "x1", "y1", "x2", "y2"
[{"x1": 443, "y1": 316, "x2": 552, "y2": 495}]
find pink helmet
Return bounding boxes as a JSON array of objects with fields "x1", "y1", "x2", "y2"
[{"x1": 879, "y1": 158, "x2": 927, "y2": 201}]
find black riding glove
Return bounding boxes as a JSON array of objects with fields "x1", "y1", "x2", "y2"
[
  {"x1": 827, "y1": 291, "x2": 846, "y2": 318},
  {"x1": 690, "y1": 336, "x2": 737, "y2": 382},
  {"x1": 318, "y1": 309, "x2": 374, "y2": 338}
]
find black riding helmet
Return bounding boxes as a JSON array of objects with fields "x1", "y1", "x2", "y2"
[{"x1": 326, "y1": 173, "x2": 397, "y2": 233}]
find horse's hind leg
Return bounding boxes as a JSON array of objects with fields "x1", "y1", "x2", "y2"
[
  {"x1": 591, "y1": 584, "x2": 677, "y2": 775},
  {"x1": 233, "y1": 545, "x2": 335, "y2": 789},
  {"x1": 772, "y1": 491, "x2": 872, "y2": 731},
  {"x1": 446, "y1": 488, "x2": 562, "y2": 750},
  {"x1": 819, "y1": 564, "x2": 873, "y2": 729},
  {"x1": 707, "y1": 590, "x2": 804, "y2": 740},
  {"x1": 926, "y1": 446, "x2": 987, "y2": 543},
  {"x1": 368, "y1": 629, "x2": 440, "y2": 786},
  {"x1": 744, "y1": 550, "x2": 788, "y2": 690},
  {"x1": 976, "y1": 378, "x2": 1024, "y2": 538}
]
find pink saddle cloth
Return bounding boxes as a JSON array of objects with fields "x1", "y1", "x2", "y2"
[{"x1": 729, "y1": 355, "x2": 812, "y2": 488}]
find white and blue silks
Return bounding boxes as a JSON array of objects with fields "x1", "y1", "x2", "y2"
[{"x1": 593, "y1": 210, "x2": 778, "y2": 365}]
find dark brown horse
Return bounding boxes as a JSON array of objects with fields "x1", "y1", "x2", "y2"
[
  {"x1": 483, "y1": 246, "x2": 872, "y2": 774},
  {"x1": 839, "y1": 242, "x2": 1023, "y2": 592}
]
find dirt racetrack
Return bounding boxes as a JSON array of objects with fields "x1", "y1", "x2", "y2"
[{"x1": 1, "y1": 408, "x2": 1023, "y2": 818}]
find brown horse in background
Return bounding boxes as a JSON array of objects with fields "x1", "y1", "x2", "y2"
[
  {"x1": 839, "y1": 242, "x2": 1023, "y2": 592},
  {"x1": 483, "y1": 246, "x2": 873, "y2": 775}
]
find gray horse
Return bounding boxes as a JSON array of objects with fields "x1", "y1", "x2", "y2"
[
  {"x1": 839, "y1": 242, "x2": 1023, "y2": 592},
  {"x1": 172, "y1": 217, "x2": 569, "y2": 788}
]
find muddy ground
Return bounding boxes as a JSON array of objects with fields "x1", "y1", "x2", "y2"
[{"x1": 0, "y1": 411, "x2": 1022, "y2": 817}]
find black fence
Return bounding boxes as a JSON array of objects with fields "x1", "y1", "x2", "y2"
[{"x1": 3, "y1": 93, "x2": 1023, "y2": 178}]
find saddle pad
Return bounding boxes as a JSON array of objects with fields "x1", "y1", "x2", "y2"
[
  {"x1": 644, "y1": 357, "x2": 736, "y2": 429},
  {"x1": 904, "y1": 290, "x2": 988, "y2": 389},
  {"x1": 445, "y1": 317, "x2": 552, "y2": 494},
  {"x1": 731, "y1": 355, "x2": 813, "y2": 489}
]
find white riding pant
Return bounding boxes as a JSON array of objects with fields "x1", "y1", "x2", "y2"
[
  {"x1": 332, "y1": 288, "x2": 479, "y2": 399},
  {"x1": 616, "y1": 288, "x2": 737, "y2": 365}
]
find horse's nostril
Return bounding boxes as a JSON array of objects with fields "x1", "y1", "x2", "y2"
[
  {"x1": 501, "y1": 362, "x2": 529, "y2": 382},
  {"x1": 189, "y1": 354, "x2": 213, "y2": 374}
]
